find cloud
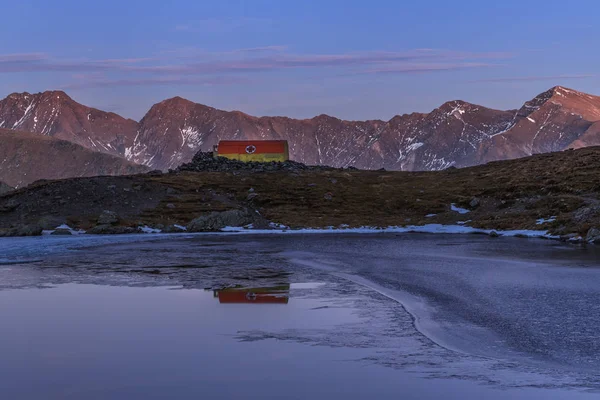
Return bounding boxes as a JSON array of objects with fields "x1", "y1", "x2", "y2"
[
  {"x1": 92, "y1": 58, "x2": 156, "y2": 65},
  {"x1": 232, "y1": 45, "x2": 288, "y2": 54},
  {"x1": 0, "y1": 48, "x2": 513, "y2": 90},
  {"x1": 350, "y1": 62, "x2": 497, "y2": 75},
  {"x1": 0, "y1": 49, "x2": 511, "y2": 75},
  {"x1": 174, "y1": 17, "x2": 272, "y2": 33},
  {"x1": 61, "y1": 75, "x2": 250, "y2": 89},
  {"x1": 0, "y1": 53, "x2": 48, "y2": 63},
  {"x1": 119, "y1": 49, "x2": 511, "y2": 75},
  {"x1": 472, "y1": 74, "x2": 595, "y2": 83}
]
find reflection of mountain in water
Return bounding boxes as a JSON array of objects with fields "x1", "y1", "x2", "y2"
[{"x1": 214, "y1": 285, "x2": 290, "y2": 304}]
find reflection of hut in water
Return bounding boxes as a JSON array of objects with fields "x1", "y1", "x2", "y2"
[{"x1": 214, "y1": 285, "x2": 290, "y2": 304}]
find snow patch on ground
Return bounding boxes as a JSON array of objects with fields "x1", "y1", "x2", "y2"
[
  {"x1": 42, "y1": 224, "x2": 85, "y2": 236},
  {"x1": 269, "y1": 222, "x2": 290, "y2": 229},
  {"x1": 536, "y1": 216, "x2": 557, "y2": 225},
  {"x1": 527, "y1": 117, "x2": 536, "y2": 123},
  {"x1": 450, "y1": 204, "x2": 470, "y2": 214},
  {"x1": 139, "y1": 226, "x2": 162, "y2": 234}
]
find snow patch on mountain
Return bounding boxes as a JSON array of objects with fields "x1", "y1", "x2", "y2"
[{"x1": 180, "y1": 126, "x2": 203, "y2": 149}]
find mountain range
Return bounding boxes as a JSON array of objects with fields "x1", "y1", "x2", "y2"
[{"x1": 1, "y1": 86, "x2": 600, "y2": 186}]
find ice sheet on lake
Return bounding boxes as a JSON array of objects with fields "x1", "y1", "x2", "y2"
[{"x1": 221, "y1": 224, "x2": 556, "y2": 239}]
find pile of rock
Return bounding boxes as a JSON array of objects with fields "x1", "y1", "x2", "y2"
[
  {"x1": 176, "y1": 151, "x2": 342, "y2": 173},
  {"x1": 187, "y1": 208, "x2": 269, "y2": 232},
  {"x1": 87, "y1": 210, "x2": 138, "y2": 234}
]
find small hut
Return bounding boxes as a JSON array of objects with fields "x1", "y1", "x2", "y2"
[{"x1": 214, "y1": 140, "x2": 289, "y2": 162}]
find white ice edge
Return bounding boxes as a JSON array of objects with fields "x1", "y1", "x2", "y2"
[
  {"x1": 219, "y1": 224, "x2": 558, "y2": 239},
  {"x1": 34, "y1": 223, "x2": 560, "y2": 241}
]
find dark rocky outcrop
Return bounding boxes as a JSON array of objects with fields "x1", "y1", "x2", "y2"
[
  {"x1": 51, "y1": 228, "x2": 73, "y2": 235},
  {"x1": 87, "y1": 225, "x2": 138, "y2": 235},
  {"x1": 0, "y1": 224, "x2": 43, "y2": 237},
  {"x1": 187, "y1": 208, "x2": 269, "y2": 232},
  {"x1": 176, "y1": 151, "x2": 335, "y2": 173},
  {"x1": 97, "y1": 210, "x2": 119, "y2": 225},
  {"x1": 586, "y1": 228, "x2": 600, "y2": 243},
  {"x1": 0, "y1": 181, "x2": 13, "y2": 195}
]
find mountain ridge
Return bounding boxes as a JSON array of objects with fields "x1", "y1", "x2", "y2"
[{"x1": 1, "y1": 86, "x2": 600, "y2": 172}]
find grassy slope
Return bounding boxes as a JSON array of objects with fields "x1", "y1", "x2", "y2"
[{"x1": 1, "y1": 147, "x2": 599, "y2": 236}]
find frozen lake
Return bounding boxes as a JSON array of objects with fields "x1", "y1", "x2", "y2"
[{"x1": 1, "y1": 233, "x2": 599, "y2": 399}]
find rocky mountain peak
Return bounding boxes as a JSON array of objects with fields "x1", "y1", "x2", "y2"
[{"x1": 2, "y1": 86, "x2": 600, "y2": 180}]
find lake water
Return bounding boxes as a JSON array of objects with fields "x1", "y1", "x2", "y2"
[{"x1": 1, "y1": 233, "x2": 599, "y2": 399}]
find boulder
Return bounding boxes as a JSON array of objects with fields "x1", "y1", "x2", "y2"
[
  {"x1": 560, "y1": 233, "x2": 583, "y2": 243},
  {"x1": 98, "y1": 210, "x2": 119, "y2": 225},
  {"x1": 37, "y1": 216, "x2": 67, "y2": 230},
  {"x1": 573, "y1": 206, "x2": 599, "y2": 224},
  {"x1": 586, "y1": 228, "x2": 600, "y2": 244},
  {"x1": 187, "y1": 209, "x2": 268, "y2": 232},
  {"x1": 469, "y1": 197, "x2": 481, "y2": 209},
  {"x1": 87, "y1": 225, "x2": 137, "y2": 235},
  {"x1": 162, "y1": 224, "x2": 187, "y2": 233},
  {"x1": 51, "y1": 228, "x2": 73, "y2": 236}
]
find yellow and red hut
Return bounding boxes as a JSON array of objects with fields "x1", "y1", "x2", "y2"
[{"x1": 214, "y1": 140, "x2": 289, "y2": 162}]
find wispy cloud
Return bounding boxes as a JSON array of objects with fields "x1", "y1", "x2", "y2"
[
  {"x1": 92, "y1": 57, "x2": 156, "y2": 65},
  {"x1": 61, "y1": 75, "x2": 250, "y2": 89},
  {"x1": 0, "y1": 53, "x2": 47, "y2": 63},
  {"x1": 0, "y1": 48, "x2": 514, "y2": 90},
  {"x1": 119, "y1": 49, "x2": 512, "y2": 75},
  {"x1": 232, "y1": 45, "x2": 288, "y2": 54},
  {"x1": 0, "y1": 49, "x2": 509, "y2": 76},
  {"x1": 472, "y1": 74, "x2": 595, "y2": 83},
  {"x1": 356, "y1": 62, "x2": 497, "y2": 75},
  {"x1": 174, "y1": 17, "x2": 272, "y2": 33}
]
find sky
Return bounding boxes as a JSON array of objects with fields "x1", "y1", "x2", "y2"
[{"x1": 1, "y1": 0, "x2": 599, "y2": 121}]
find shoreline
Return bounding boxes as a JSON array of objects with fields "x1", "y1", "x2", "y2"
[{"x1": 20, "y1": 222, "x2": 577, "y2": 243}]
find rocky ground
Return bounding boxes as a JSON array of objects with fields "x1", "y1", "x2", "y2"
[
  {"x1": 1, "y1": 148, "x2": 600, "y2": 243},
  {"x1": 0, "y1": 182, "x2": 12, "y2": 195}
]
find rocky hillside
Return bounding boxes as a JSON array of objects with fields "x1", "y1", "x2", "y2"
[
  {"x1": 2, "y1": 86, "x2": 600, "y2": 172},
  {"x1": 0, "y1": 129, "x2": 149, "y2": 188},
  {"x1": 1, "y1": 146, "x2": 600, "y2": 241}
]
